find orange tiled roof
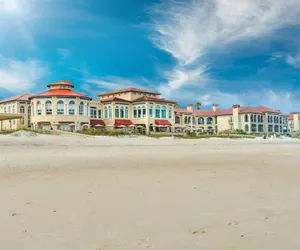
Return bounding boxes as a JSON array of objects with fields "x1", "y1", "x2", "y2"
[
  {"x1": 133, "y1": 96, "x2": 176, "y2": 104},
  {"x1": 29, "y1": 89, "x2": 91, "y2": 100},
  {"x1": 175, "y1": 109, "x2": 193, "y2": 115},
  {"x1": 0, "y1": 93, "x2": 32, "y2": 104},
  {"x1": 101, "y1": 97, "x2": 131, "y2": 103},
  {"x1": 47, "y1": 80, "x2": 74, "y2": 88},
  {"x1": 98, "y1": 88, "x2": 160, "y2": 96}
]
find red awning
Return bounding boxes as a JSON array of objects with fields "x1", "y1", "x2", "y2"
[
  {"x1": 90, "y1": 119, "x2": 105, "y2": 126},
  {"x1": 115, "y1": 119, "x2": 133, "y2": 126},
  {"x1": 155, "y1": 120, "x2": 171, "y2": 126}
]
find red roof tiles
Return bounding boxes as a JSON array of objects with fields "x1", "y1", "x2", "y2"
[
  {"x1": 175, "y1": 109, "x2": 193, "y2": 115},
  {"x1": 29, "y1": 89, "x2": 91, "y2": 100},
  {"x1": 101, "y1": 97, "x2": 131, "y2": 103},
  {"x1": 0, "y1": 93, "x2": 32, "y2": 104},
  {"x1": 133, "y1": 96, "x2": 176, "y2": 104},
  {"x1": 98, "y1": 88, "x2": 160, "y2": 96},
  {"x1": 47, "y1": 80, "x2": 74, "y2": 88}
]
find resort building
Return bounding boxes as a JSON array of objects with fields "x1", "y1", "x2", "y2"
[
  {"x1": 0, "y1": 79, "x2": 299, "y2": 134},
  {"x1": 97, "y1": 88, "x2": 176, "y2": 133},
  {"x1": 29, "y1": 80, "x2": 92, "y2": 131},
  {"x1": 0, "y1": 94, "x2": 31, "y2": 130},
  {"x1": 175, "y1": 104, "x2": 291, "y2": 134}
]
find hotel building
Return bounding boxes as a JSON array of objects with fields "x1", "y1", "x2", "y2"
[{"x1": 0, "y1": 80, "x2": 299, "y2": 134}]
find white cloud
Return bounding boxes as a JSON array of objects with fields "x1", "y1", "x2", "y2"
[
  {"x1": 149, "y1": 0, "x2": 300, "y2": 100},
  {"x1": 0, "y1": 55, "x2": 47, "y2": 93},
  {"x1": 286, "y1": 54, "x2": 300, "y2": 68}
]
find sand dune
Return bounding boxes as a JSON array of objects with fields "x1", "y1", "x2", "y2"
[{"x1": 1, "y1": 134, "x2": 300, "y2": 250}]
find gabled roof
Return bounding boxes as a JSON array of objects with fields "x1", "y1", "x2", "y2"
[
  {"x1": 133, "y1": 96, "x2": 176, "y2": 104},
  {"x1": 98, "y1": 88, "x2": 160, "y2": 97},
  {"x1": 0, "y1": 93, "x2": 32, "y2": 104},
  {"x1": 101, "y1": 97, "x2": 131, "y2": 103},
  {"x1": 29, "y1": 89, "x2": 91, "y2": 100}
]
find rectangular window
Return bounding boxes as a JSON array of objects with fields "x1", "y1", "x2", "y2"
[
  {"x1": 155, "y1": 109, "x2": 160, "y2": 118},
  {"x1": 90, "y1": 107, "x2": 97, "y2": 118},
  {"x1": 142, "y1": 108, "x2": 146, "y2": 118},
  {"x1": 125, "y1": 108, "x2": 129, "y2": 118},
  {"x1": 98, "y1": 110, "x2": 101, "y2": 118},
  {"x1": 168, "y1": 109, "x2": 172, "y2": 119},
  {"x1": 138, "y1": 108, "x2": 142, "y2": 118},
  {"x1": 149, "y1": 108, "x2": 153, "y2": 118},
  {"x1": 162, "y1": 109, "x2": 166, "y2": 119},
  {"x1": 133, "y1": 109, "x2": 137, "y2": 118}
]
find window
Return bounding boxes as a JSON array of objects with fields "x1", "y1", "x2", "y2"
[
  {"x1": 98, "y1": 109, "x2": 102, "y2": 118},
  {"x1": 108, "y1": 106, "x2": 112, "y2": 118},
  {"x1": 137, "y1": 106, "x2": 142, "y2": 118},
  {"x1": 184, "y1": 116, "x2": 188, "y2": 124},
  {"x1": 207, "y1": 117, "x2": 213, "y2": 124},
  {"x1": 125, "y1": 107, "x2": 129, "y2": 118},
  {"x1": 168, "y1": 108, "x2": 172, "y2": 119},
  {"x1": 254, "y1": 115, "x2": 257, "y2": 122},
  {"x1": 12, "y1": 106, "x2": 15, "y2": 114},
  {"x1": 142, "y1": 106, "x2": 146, "y2": 118},
  {"x1": 245, "y1": 115, "x2": 249, "y2": 122},
  {"x1": 46, "y1": 101, "x2": 52, "y2": 115},
  {"x1": 133, "y1": 106, "x2": 137, "y2": 118},
  {"x1": 79, "y1": 102, "x2": 84, "y2": 115},
  {"x1": 4, "y1": 107, "x2": 6, "y2": 113},
  {"x1": 8, "y1": 106, "x2": 11, "y2": 113},
  {"x1": 104, "y1": 107, "x2": 108, "y2": 118},
  {"x1": 161, "y1": 106, "x2": 166, "y2": 119},
  {"x1": 258, "y1": 115, "x2": 260, "y2": 123},
  {"x1": 37, "y1": 101, "x2": 42, "y2": 115},
  {"x1": 155, "y1": 105, "x2": 161, "y2": 118},
  {"x1": 245, "y1": 124, "x2": 249, "y2": 132},
  {"x1": 149, "y1": 106, "x2": 153, "y2": 118},
  {"x1": 115, "y1": 106, "x2": 120, "y2": 118},
  {"x1": 57, "y1": 100, "x2": 64, "y2": 115},
  {"x1": 90, "y1": 107, "x2": 97, "y2": 118},
  {"x1": 20, "y1": 106, "x2": 25, "y2": 114},
  {"x1": 261, "y1": 115, "x2": 264, "y2": 123},
  {"x1": 251, "y1": 115, "x2": 254, "y2": 122},
  {"x1": 120, "y1": 106, "x2": 125, "y2": 118},
  {"x1": 175, "y1": 116, "x2": 180, "y2": 124},
  {"x1": 68, "y1": 101, "x2": 75, "y2": 115},
  {"x1": 198, "y1": 117, "x2": 204, "y2": 124}
]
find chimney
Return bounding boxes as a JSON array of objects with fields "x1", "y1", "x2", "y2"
[
  {"x1": 186, "y1": 104, "x2": 193, "y2": 112},
  {"x1": 232, "y1": 105, "x2": 241, "y2": 130},
  {"x1": 212, "y1": 104, "x2": 219, "y2": 111}
]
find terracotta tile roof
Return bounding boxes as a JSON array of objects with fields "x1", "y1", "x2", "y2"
[
  {"x1": 98, "y1": 88, "x2": 160, "y2": 96},
  {"x1": 155, "y1": 119, "x2": 172, "y2": 126},
  {"x1": 133, "y1": 96, "x2": 176, "y2": 104},
  {"x1": 0, "y1": 93, "x2": 32, "y2": 104},
  {"x1": 101, "y1": 97, "x2": 131, "y2": 103},
  {"x1": 256, "y1": 106, "x2": 281, "y2": 114},
  {"x1": 90, "y1": 119, "x2": 105, "y2": 126},
  {"x1": 47, "y1": 80, "x2": 74, "y2": 88},
  {"x1": 29, "y1": 89, "x2": 91, "y2": 100},
  {"x1": 115, "y1": 119, "x2": 133, "y2": 126},
  {"x1": 175, "y1": 109, "x2": 193, "y2": 115}
]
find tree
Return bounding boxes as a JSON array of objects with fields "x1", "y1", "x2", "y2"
[
  {"x1": 195, "y1": 102, "x2": 202, "y2": 110},
  {"x1": 174, "y1": 103, "x2": 180, "y2": 109}
]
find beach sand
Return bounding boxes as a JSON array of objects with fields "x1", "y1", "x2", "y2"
[{"x1": 1, "y1": 134, "x2": 300, "y2": 250}]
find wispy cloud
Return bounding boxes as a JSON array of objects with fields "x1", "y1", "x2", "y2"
[
  {"x1": 286, "y1": 54, "x2": 300, "y2": 68},
  {"x1": 57, "y1": 49, "x2": 72, "y2": 60},
  {"x1": 148, "y1": 0, "x2": 300, "y2": 110},
  {"x1": 0, "y1": 55, "x2": 47, "y2": 93}
]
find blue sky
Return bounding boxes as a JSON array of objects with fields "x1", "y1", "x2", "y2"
[{"x1": 1, "y1": 0, "x2": 300, "y2": 112}]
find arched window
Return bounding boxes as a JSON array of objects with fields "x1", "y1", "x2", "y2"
[
  {"x1": 133, "y1": 106, "x2": 137, "y2": 118},
  {"x1": 280, "y1": 117, "x2": 282, "y2": 124},
  {"x1": 245, "y1": 115, "x2": 249, "y2": 122},
  {"x1": 161, "y1": 106, "x2": 166, "y2": 118},
  {"x1": 251, "y1": 115, "x2": 254, "y2": 122},
  {"x1": 4, "y1": 107, "x2": 7, "y2": 113},
  {"x1": 175, "y1": 116, "x2": 180, "y2": 124},
  {"x1": 8, "y1": 106, "x2": 11, "y2": 113},
  {"x1": 261, "y1": 115, "x2": 263, "y2": 123},
  {"x1": 142, "y1": 105, "x2": 146, "y2": 118},
  {"x1": 46, "y1": 101, "x2": 52, "y2": 115},
  {"x1": 12, "y1": 106, "x2": 15, "y2": 114},
  {"x1": 120, "y1": 106, "x2": 125, "y2": 118},
  {"x1": 125, "y1": 107, "x2": 129, "y2": 118},
  {"x1": 79, "y1": 102, "x2": 84, "y2": 115},
  {"x1": 245, "y1": 124, "x2": 249, "y2": 132},
  {"x1": 155, "y1": 105, "x2": 161, "y2": 118},
  {"x1": 207, "y1": 117, "x2": 213, "y2": 124},
  {"x1": 198, "y1": 117, "x2": 204, "y2": 124},
  {"x1": 37, "y1": 101, "x2": 42, "y2": 115},
  {"x1": 149, "y1": 106, "x2": 153, "y2": 118},
  {"x1": 258, "y1": 115, "x2": 261, "y2": 123},
  {"x1": 108, "y1": 106, "x2": 112, "y2": 118},
  {"x1": 188, "y1": 117, "x2": 191, "y2": 124},
  {"x1": 20, "y1": 106, "x2": 25, "y2": 114},
  {"x1": 68, "y1": 101, "x2": 75, "y2": 115},
  {"x1": 57, "y1": 100, "x2": 64, "y2": 115},
  {"x1": 104, "y1": 106, "x2": 108, "y2": 118},
  {"x1": 115, "y1": 106, "x2": 120, "y2": 118},
  {"x1": 254, "y1": 115, "x2": 257, "y2": 122},
  {"x1": 184, "y1": 116, "x2": 188, "y2": 124},
  {"x1": 168, "y1": 108, "x2": 172, "y2": 119},
  {"x1": 270, "y1": 116, "x2": 273, "y2": 123}
]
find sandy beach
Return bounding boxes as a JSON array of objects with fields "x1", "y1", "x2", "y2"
[{"x1": 1, "y1": 134, "x2": 300, "y2": 250}]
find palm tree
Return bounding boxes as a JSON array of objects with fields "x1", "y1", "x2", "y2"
[
  {"x1": 195, "y1": 102, "x2": 202, "y2": 110},
  {"x1": 174, "y1": 103, "x2": 180, "y2": 109}
]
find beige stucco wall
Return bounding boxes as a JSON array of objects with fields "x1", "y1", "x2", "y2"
[
  {"x1": 0, "y1": 101, "x2": 30, "y2": 130},
  {"x1": 100, "y1": 91, "x2": 160, "y2": 102},
  {"x1": 30, "y1": 97, "x2": 90, "y2": 131}
]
